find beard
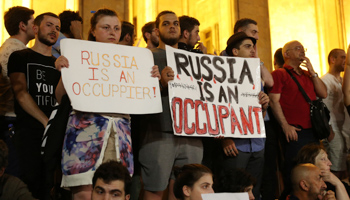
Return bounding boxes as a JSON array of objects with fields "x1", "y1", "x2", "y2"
[
  {"x1": 38, "y1": 29, "x2": 56, "y2": 46},
  {"x1": 151, "y1": 36, "x2": 159, "y2": 48},
  {"x1": 159, "y1": 33, "x2": 178, "y2": 46},
  {"x1": 187, "y1": 33, "x2": 195, "y2": 49}
]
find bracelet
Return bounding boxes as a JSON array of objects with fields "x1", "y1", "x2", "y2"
[{"x1": 310, "y1": 73, "x2": 318, "y2": 78}]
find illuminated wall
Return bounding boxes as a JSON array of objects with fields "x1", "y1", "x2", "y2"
[
  {"x1": 0, "y1": 0, "x2": 78, "y2": 45},
  {"x1": 268, "y1": 0, "x2": 349, "y2": 75},
  {"x1": 2, "y1": 0, "x2": 349, "y2": 75},
  {"x1": 132, "y1": 0, "x2": 272, "y2": 71},
  {"x1": 133, "y1": 0, "x2": 236, "y2": 54},
  {"x1": 79, "y1": 0, "x2": 129, "y2": 40}
]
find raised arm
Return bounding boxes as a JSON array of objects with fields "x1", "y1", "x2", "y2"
[
  {"x1": 55, "y1": 78, "x2": 66, "y2": 104},
  {"x1": 260, "y1": 62, "x2": 274, "y2": 87},
  {"x1": 255, "y1": 45, "x2": 273, "y2": 87},
  {"x1": 302, "y1": 57, "x2": 327, "y2": 98},
  {"x1": 54, "y1": 56, "x2": 69, "y2": 104},
  {"x1": 10, "y1": 73, "x2": 48, "y2": 128},
  {"x1": 160, "y1": 66, "x2": 174, "y2": 91},
  {"x1": 342, "y1": 45, "x2": 350, "y2": 113},
  {"x1": 321, "y1": 170, "x2": 349, "y2": 200}
]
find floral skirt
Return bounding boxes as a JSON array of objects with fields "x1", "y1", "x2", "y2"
[{"x1": 61, "y1": 111, "x2": 133, "y2": 187}]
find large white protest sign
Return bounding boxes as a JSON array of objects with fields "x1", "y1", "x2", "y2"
[
  {"x1": 202, "y1": 193, "x2": 249, "y2": 200},
  {"x1": 60, "y1": 39, "x2": 162, "y2": 114},
  {"x1": 166, "y1": 46, "x2": 265, "y2": 138}
]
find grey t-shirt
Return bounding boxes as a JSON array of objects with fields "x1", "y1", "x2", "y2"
[{"x1": 144, "y1": 48, "x2": 173, "y2": 132}]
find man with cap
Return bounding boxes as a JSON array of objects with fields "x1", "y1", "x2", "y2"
[
  {"x1": 221, "y1": 31, "x2": 269, "y2": 199},
  {"x1": 221, "y1": 18, "x2": 273, "y2": 87}
]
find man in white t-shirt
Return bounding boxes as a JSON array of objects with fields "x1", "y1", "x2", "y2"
[
  {"x1": 0, "y1": 6, "x2": 35, "y2": 177},
  {"x1": 321, "y1": 48, "x2": 349, "y2": 179}
]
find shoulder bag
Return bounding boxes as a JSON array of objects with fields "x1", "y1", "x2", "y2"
[{"x1": 284, "y1": 68, "x2": 330, "y2": 139}]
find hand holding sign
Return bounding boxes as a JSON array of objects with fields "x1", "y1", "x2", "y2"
[
  {"x1": 258, "y1": 91, "x2": 269, "y2": 111},
  {"x1": 151, "y1": 65, "x2": 161, "y2": 80},
  {"x1": 160, "y1": 66, "x2": 174, "y2": 87},
  {"x1": 222, "y1": 138, "x2": 239, "y2": 157},
  {"x1": 55, "y1": 56, "x2": 69, "y2": 71}
]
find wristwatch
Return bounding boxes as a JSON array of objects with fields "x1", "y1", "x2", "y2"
[{"x1": 311, "y1": 73, "x2": 318, "y2": 78}]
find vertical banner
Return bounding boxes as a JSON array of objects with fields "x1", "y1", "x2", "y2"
[
  {"x1": 166, "y1": 46, "x2": 265, "y2": 138},
  {"x1": 60, "y1": 39, "x2": 162, "y2": 114}
]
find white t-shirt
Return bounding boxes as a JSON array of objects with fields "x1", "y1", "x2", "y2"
[
  {"x1": 0, "y1": 38, "x2": 26, "y2": 117},
  {"x1": 321, "y1": 73, "x2": 347, "y2": 130},
  {"x1": 0, "y1": 38, "x2": 27, "y2": 77}
]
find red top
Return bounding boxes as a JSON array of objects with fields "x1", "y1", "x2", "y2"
[{"x1": 270, "y1": 65, "x2": 316, "y2": 129}]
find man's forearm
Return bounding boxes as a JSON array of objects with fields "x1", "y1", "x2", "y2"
[
  {"x1": 16, "y1": 90, "x2": 48, "y2": 127},
  {"x1": 261, "y1": 63, "x2": 274, "y2": 87},
  {"x1": 55, "y1": 78, "x2": 66, "y2": 104},
  {"x1": 311, "y1": 76, "x2": 327, "y2": 98},
  {"x1": 269, "y1": 99, "x2": 288, "y2": 129}
]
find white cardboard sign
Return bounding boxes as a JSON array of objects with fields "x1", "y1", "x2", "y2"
[
  {"x1": 166, "y1": 46, "x2": 265, "y2": 138},
  {"x1": 202, "y1": 193, "x2": 249, "y2": 200},
  {"x1": 60, "y1": 39, "x2": 162, "y2": 114}
]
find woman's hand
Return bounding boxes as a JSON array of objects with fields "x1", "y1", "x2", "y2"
[
  {"x1": 55, "y1": 56, "x2": 69, "y2": 71},
  {"x1": 151, "y1": 65, "x2": 161, "y2": 80}
]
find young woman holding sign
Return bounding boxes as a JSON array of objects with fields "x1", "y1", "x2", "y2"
[{"x1": 55, "y1": 8, "x2": 160, "y2": 200}]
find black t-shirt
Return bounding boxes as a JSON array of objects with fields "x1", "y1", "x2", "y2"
[{"x1": 8, "y1": 48, "x2": 60, "y2": 129}]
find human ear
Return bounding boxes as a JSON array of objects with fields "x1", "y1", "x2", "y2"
[
  {"x1": 33, "y1": 25, "x2": 39, "y2": 34},
  {"x1": 145, "y1": 32, "x2": 151, "y2": 40},
  {"x1": 125, "y1": 194, "x2": 131, "y2": 200},
  {"x1": 330, "y1": 56, "x2": 336, "y2": 64},
  {"x1": 155, "y1": 28, "x2": 160, "y2": 37},
  {"x1": 183, "y1": 185, "x2": 191, "y2": 197},
  {"x1": 300, "y1": 180, "x2": 309, "y2": 191},
  {"x1": 125, "y1": 33, "x2": 131, "y2": 42},
  {"x1": 184, "y1": 30, "x2": 190, "y2": 39},
  {"x1": 91, "y1": 28, "x2": 96, "y2": 37},
  {"x1": 19, "y1": 21, "x2": 26, "y2": 31},
  {"x1": 284, "y1": 51, "x2": 289, "y2": 59},
  {"x1": 232, "y1": 48, "x2": 239, "y2": 56}
]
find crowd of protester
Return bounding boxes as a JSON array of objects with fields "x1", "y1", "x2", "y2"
[{"x1": 0, "y1": 5, "x2": 350, "y2": 200}]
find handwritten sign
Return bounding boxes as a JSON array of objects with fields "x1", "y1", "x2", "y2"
[
  {"x1": 202, "y1": 193, "x2": 249, "y2": 200},
  {"x1": 60, "y1": 39, "x2": 162, "y2": 114},
  {"x1": 166, "y1": 46, "x2": 265, "y2": 138}
]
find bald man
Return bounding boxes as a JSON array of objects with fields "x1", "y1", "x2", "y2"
[
  {"x1": 290, "y1": 164, "x2": 334, "y2": 200},
  {"x1": 269, "y1": 41, "x2": 327, "y2": 199}
]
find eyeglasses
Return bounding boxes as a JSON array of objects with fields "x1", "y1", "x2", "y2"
[{"x1": 287, "y1": 46, "x2": 307, "y2": 52}]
